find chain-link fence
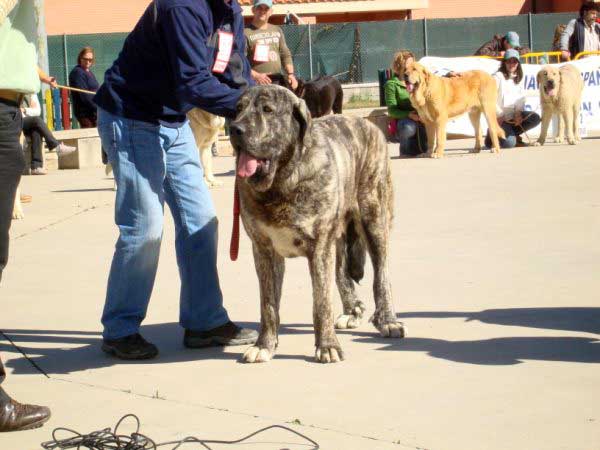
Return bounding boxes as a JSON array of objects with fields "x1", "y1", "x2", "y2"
[{"x1": 48, "y1": 12, "x2": 577, "y2": 88}]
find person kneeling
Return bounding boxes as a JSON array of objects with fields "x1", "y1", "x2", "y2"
[
  {"x1": 385, "y1": 50, "x2": 427, "y2": 157},
  {"x1": 486, "y1": 49, "x2": 541, "y2": 149}
]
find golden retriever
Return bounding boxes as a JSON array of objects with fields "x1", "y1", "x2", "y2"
[
  {"x1": 534, "y1": 64, "x2": 583, "y2": 146},
  {"x1": 187, "y1": 108, "x2": 225, "y2": 188},
  {"x1": 403, "y1": 62, "x2": 505, "y2": 158}
]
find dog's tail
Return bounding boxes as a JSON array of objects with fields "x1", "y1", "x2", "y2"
[{"x1": 346, "y1": 218, "x2": 367, "y2": 284}]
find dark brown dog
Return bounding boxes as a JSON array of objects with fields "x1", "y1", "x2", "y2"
[
  {"x1": 296, "y1": 75, "x2": 343, "y2": 118},
  {"x1": 230, "y1": 85, "x2": 403, "y2": 364}
]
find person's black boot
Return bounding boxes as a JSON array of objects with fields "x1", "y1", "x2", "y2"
[
  {"x1": 0, "y1": 387, "x2": 51, "y2": 432},
  {"x1": 102, "y1": 333, "x2": 158, "y2": 360},
  {"x1": 184, "y1": 321, "x2": 258, "y2": 348}
]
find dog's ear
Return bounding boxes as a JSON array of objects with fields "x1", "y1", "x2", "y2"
[
  {"x1": 293, "y1": 96, "x2": 312, "y2": 148},
  {"x1": 295, "y1": 78, "x2": 305, "y2": 97},
  {"x1": 536, "y1": 70, "x2": 543, "y2": 86}
]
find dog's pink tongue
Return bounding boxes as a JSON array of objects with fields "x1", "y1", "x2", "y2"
[{"x1": 237, "y1": 152, "x2": 258, "y2": 178}]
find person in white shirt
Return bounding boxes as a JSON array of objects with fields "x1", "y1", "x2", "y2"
[
  {"x1": 486, "y1": 49, "x2": 541, "y2": 149},
  {"x1": 21, "y1": 94, "x2": 75, "y2": 175}
]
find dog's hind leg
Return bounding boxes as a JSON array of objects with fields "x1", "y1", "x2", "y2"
[
  {"x1": 334, "y1": 229, "x2": 366, "y2": 330},
  {"x1": 200, "y1": 145, "x2": 223, "y2": 188},
  {"x1": 243, "y1": 245, "x2": 284, "y2": 363},
  {"x1": 359, "y1": 200, "x2": 404, "y2": 339},
  {"x1": 572, "y1": 103, "x2": 581, "y2": 144},
  {"x1": 469, "y1": 109, "x2": 483, "y2": 153},
  {"x1": 482, "y1": 104, "x2": 501, "y2": 154},
  {"x1": 310, "y1": 240, "x2": 344, "y2": 363}
]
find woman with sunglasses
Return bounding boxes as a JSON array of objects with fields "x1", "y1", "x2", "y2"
[
  {"x1": 486, "y1": 49, "x2": 541, "y2": 149},
  {"x1": 68, "y1": 46, "x2": 100, "y2": 128}
]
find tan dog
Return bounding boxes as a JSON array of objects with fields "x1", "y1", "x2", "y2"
[
  {"x1": 187, "y1": 108, "x2": 225, "y2": 188},
  {"x1": 534, "y1": 64, "x2": 583, "y2": 146},
  {"x1": 403, "y1": 62, "x2": 505, "y2": 158}
]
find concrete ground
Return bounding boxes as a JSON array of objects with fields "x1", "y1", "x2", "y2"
[{"x1": 1, "y1": 137, "x2": 599, "y2": 450}]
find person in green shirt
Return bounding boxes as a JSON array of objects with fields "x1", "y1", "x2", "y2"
[
  {"x1": 0, "y1": 0, "x2": 53, "y2": 432},
  {"x1": 244, "y1": 0, "x2": 298, "y2": 91},
  {"x1": 384, "y1": 50, "x2": 427, "y2": 157}
]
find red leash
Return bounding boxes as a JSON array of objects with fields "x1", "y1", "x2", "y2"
[{"x1": 229, "y1": 180, "x2": 240, "y2": 261}]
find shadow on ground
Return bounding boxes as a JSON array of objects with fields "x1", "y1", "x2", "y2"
[
  {"x1": 397, "y1": 307, "x2": 600, "y2": 335},
  {"x1": 3, "y1": 308, "x2": 600, "y2": 372},
  {"x1": 0, "y1": 322, "x2": 311, "y2": 375}
]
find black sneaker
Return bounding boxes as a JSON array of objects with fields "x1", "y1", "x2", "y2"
[
  {"x1": 102, "y1": 333, "x2": 158, "y2": 360},
  {"x1": 184, "y1": 321, "x2": 258, "y2": 348}
]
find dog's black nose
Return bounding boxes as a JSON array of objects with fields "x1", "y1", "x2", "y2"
[
  {"x1": 229, "y1": 123, "x2": 245, "y2": 137},
  {"x1": 547, "y1": 80, "x2": 555, "y2": 89}
]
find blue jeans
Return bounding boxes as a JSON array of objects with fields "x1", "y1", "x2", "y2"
[
  {"x1": 396, "y1": 118, "x2": 427, "y2": 156},
  {"x1": 485, "y1": 111, "x2": 541, "y2": 149},
  {"x1": 97, "y1": 108, "x2": 229, "y2": 340}
]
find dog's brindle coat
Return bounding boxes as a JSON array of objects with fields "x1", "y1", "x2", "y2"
[{"x1": 230, "y1": 85, "x2": 404, "y2": 364}]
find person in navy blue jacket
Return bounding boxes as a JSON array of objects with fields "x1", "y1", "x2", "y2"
[
  {"x1": 94, "y1": 0, "x2": 257, "y2": 360},
  {"x1": 68, "y1": 46, "x2": 100, "y2": 128}
]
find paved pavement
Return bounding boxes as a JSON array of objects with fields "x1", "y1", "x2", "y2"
[{"x1": 1, "y1": 137, "x2": 599, "y2": 450}]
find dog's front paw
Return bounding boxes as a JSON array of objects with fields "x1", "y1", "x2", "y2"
[
  {"x1": 12, "y1": 209, "x2": 24, "y2": 220},
  {"x1": 533, "y1": 141, "x2": 543, "y2": 147},
  {"x1": 379, "y1": 322, "x2": 405, "y2": 338},
  {"x1": 567, "y1": 139, "x2": 577, "y2": 146},
  {"x1": 242, "y1": 345, "x2": 274, "y2": 363},
  {"x1": 205, "y1": 177, "x2": 223, "y2": 188},
  {"x1": 373, "y1": 320, "x2": 405, "y2": 338},
  {"x1": 554, "y1": 136, "x2": 564, "y2": 144},
  {"x1": 335, "y1": 301, "x2": 366, "y2": 329},
  {"x1": 315, "y1": 346, "x2": 344, "y2": 364}
]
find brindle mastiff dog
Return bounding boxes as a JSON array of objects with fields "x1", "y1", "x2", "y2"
[{"x1": 230, "y1": 85, "x2": 404, "y2": 364}]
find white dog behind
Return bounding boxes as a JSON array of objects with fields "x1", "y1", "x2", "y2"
[{"x1": 187, "y1": 108, "x2": 225, "y2": 188}]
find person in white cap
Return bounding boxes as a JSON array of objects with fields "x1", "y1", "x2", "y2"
[
  {"x1": 244, "y1": 0, "x2": 298, "y2": 90},
  {"x1": 485, "y1": 49, "x2": 540, "y2": 149},
  {"x1": 475, "y1": 31, "x2": 530, "y2": 57}
]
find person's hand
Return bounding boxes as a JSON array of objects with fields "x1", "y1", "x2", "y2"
[
  {"x1": 513, "y1": 115, "x2": 523, "y2": 126},
  {"x1": 499, "y1": 51, "x2": 506, "y2": 57},
  {"x1": 561, "y1": 50, "x2": 571, "y2": 61},
  {"x1": 21, "y1": 107, "x2": 26, "y2": 115},
  {"x1": 252, "y1": 71, "x2": 272, "y2": 85},
  {"x1": 408, "y1": 111, "x2": 420, "y2": 122},
  {"x1": 288, "y1": 73, "x2": 298, "y2": 91}
]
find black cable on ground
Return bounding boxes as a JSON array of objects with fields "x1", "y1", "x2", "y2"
[
  {"x1": 0, "y1": 330, "x2": 49, "y2": 378},
  {"x1": 40, "y1": 414, "x2": 320, "y2": 449}
]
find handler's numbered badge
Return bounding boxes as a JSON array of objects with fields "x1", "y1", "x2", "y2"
[
  {"x1": 213, "y1": 31, "x2": 234, "y2": 73},
  {"x1": 253, "y1": 43, "x2": 270, "y2": 63}
]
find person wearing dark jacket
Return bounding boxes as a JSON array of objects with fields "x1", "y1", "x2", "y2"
[
  {"x1": 475, "y1": 31, "x2": 531, "y2": 57},
  {"x1": 560, "y1": 2, "x2": 600, "y2": 60},
  {"x1": 93, "y1": 0, "x2": 258, "y2": 360},
  {"x1": 68, "y1": 46, "x2": 100, "y2": 128}
]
